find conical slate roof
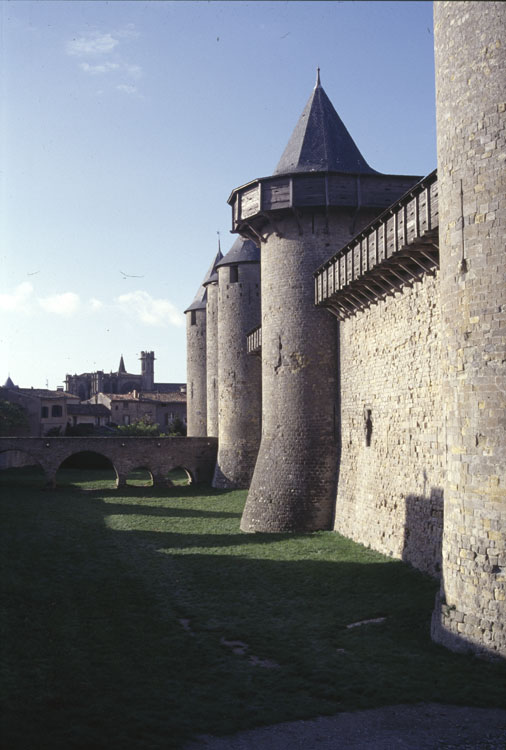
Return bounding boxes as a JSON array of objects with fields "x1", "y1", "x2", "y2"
[
  {"x1": 274, "y1": 70, "x2": 377, "y2": 176},
  {"x1": 184, "y1": 284, "x2": 207, "y2": 313},
  {"x1": 118, "y1": 355, "x2": 126, "y2": 374},
  {"x1": 202, "y1": 243, "x2": 224, "y2": 286},
  {"x1": 3, "y1": 376, "x2": 16, "y2": 388},
  {"x1": 216, "y1": 237, "x2": 260, "y2": 268}
]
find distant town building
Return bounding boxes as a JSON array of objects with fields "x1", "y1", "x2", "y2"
[
  {"x1": 65, "y1": 352, "x2": 184, "y2": 400},
  {"x1": 90, "y1": 390, "x2": 186, "y2": 430},
  {"x1": 1, "y1": 378, "x2": 80, "y2": 436}
]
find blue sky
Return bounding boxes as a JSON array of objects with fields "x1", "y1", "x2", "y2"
[{"x1": 1, "y1": 0, "x2": 436, "y2": 389}]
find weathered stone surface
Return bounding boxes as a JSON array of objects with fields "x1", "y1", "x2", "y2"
[
  {"x1": 335, "y1": 272, "x2": 444, "y2": 577},
  {"x1": 205, "y1": 282, "x2": 219, "y2": 438},
  {"x1": 241, "y1": 211, "x2": 378, "y2": 533},
  {"x1": 431, "y1": 0, "x2": 506, "y2": 658},
  {"x1": 213, "y1": 257, "x2": 261, "y2": 489},
  {"x1": 186, "y1": 307, "x2": 207, "y2": 437}
]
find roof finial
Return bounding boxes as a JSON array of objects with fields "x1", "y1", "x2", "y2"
[
  {"x1": 217, "y1": 230, "x2": 221, "y2": 252},
  {"x1": 316, "y1": 67, "x2": 321, "y2": 88}
]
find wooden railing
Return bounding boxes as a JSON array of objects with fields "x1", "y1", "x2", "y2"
[{"x1": 314, "y1": 170, "x2": 438, "y2": 319}]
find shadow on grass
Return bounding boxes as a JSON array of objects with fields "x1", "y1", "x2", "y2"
[{"x1": 1, "y1": 483, "x2": 505, "y2": 750}]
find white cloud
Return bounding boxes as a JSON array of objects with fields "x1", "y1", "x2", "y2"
[
  {"x1": 116, "y1": 84, "x2": 137, "y2": 95},
  {"x1": 89, "y1": 298, "x2": 104, "y2": 311},
  {"x1": 66, "y1": 26, "x2": 143, "y2": 92},
  {"x1": 39, "y1": 292, "x2": 81, "y2": 317},
  {"x1": 116, "y1": 24, "x2": 139, "y2": 41},
  {"x1": 79, "y1": 61, "x2": 120, "y2": 75},
  {"x1": 66, "y1": 32, "x2": 120, "y2": 57},
  {"x1": 0, "y1": 282, "x2": 33, "y2": 313},
  {"x1": 116, "y1": 291, "x2": 184, "y2": 327},
  {"x1": 125, "y1": 64, "x2": 142, "y2": 80}
]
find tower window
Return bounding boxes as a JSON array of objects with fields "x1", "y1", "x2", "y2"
[
  {"x1": 190, "y1": 310, "x2": 197, "y2": 326},
  {"x1": 229, "y1": 265, "x2": 239, "y2": 283}
]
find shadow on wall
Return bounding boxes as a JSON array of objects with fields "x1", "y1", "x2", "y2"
[{"x1": 402, "y1": 484, "x2": 444, "y2": 579}]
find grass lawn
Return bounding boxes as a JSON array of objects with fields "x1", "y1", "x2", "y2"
[{"x1": 1, "y1": 468, "x2": 505, "y2": 749}]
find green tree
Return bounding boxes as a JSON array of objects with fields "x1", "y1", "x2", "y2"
[
  {"x1": 116, "y1": 416, "x2": 162, "y2": 436},
  {"x1": 167, "y1": 416, "x2": 187, "y2": 436},
  {"x1": 0, "y1": 400, "x2": 30, "y2": 436}
]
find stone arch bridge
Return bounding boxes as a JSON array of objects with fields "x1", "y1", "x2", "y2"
[{"x1": 0, "y1": 436, "x2": 217, "y2": 488}]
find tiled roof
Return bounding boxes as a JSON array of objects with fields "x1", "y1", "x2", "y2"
[
  {"x1": 102, "y1": 391, "x2": 186, "y2": 404},
  {"x1": 140, "y1": 392, "x2": 187, "y2": 404},
  {"x1": 19, "y1": 388, "x2": 80, "y2": 400}
]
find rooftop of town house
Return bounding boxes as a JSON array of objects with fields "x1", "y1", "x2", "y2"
[
  {"x1": 98, "y1": 391, "x2": 186, "y2": 403},
  {"x1": 18, "y1": 388, "x2": 80, "y2": 400},
  {"x1": 138, "y1": 392, "x2": 187, "y2": 403}
]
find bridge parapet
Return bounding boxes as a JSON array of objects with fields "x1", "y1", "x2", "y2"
[
  {"x1": 314, "y1": 170, "x2": 439, "y2": 319},
  {"x1": 0, "y1": 436, "x2": 218, "y2": 488}
]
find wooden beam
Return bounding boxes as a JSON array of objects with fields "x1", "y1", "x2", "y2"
[
  {"x1": 290, "y1": 207, "x2": 304, "y2": 236},
  {"x1": 242, "y1": 220, "x2": 265, "y2": 245},
  {"x1": 260, "y1": 211, "x2": 283, "y2": 238}
]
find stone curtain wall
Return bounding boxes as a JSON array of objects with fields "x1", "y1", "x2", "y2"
[
  {"x1": 432, "y1": 1, "x2": 506, "y2": 657},
  {"x1": 335, "y1": 273, "x2": 445, "y2": 577}
]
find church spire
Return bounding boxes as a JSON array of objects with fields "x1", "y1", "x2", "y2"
[{"x1": 118, "y1": 355, "x2": 126, "y2": 374}]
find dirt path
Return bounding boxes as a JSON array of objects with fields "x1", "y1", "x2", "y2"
[{"x1": 183, "y1": 704, "x2": 506, "y2": 750}]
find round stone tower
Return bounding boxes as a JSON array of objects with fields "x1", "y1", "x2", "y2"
[
  {"x1": 431, "y1": 1, "x2": 506, "y2": 658},
  {"x1": 184, "y1": 283, "x2": 207, "y2": 437},
  {"x1": 213, "y1": 237, "x2": 261, "y2": 489},
  {"x1": 229, "y1": 72, "x2": 421, "y2": 532},
  {"x1": 203, "y1": 243, "x2": 223, "y2": 438}
]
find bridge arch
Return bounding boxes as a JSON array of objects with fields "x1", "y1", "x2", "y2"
[
  {"x1": 126, "y1": 466, "x2": 154, "y2": 487},
  {"x1": 56, "y1": 451, "x2": 119, "y2": 489},
  {"x1": 167, "y1": 466, "x2": 193, "y2": 486},
  {"x1": 0, "y1": 447, "x2": 48, "y2": 486}
]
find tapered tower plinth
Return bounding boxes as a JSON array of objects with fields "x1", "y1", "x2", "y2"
[
  {"x1": 229, "y1": 73, "x2": 421, "y2": 533},
  {"x1": 213, "y1": 238, "x2": 261, "y2": 489},
  {"x1": 431, "y1": 1, "x2": 506, "y2": 658}
]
